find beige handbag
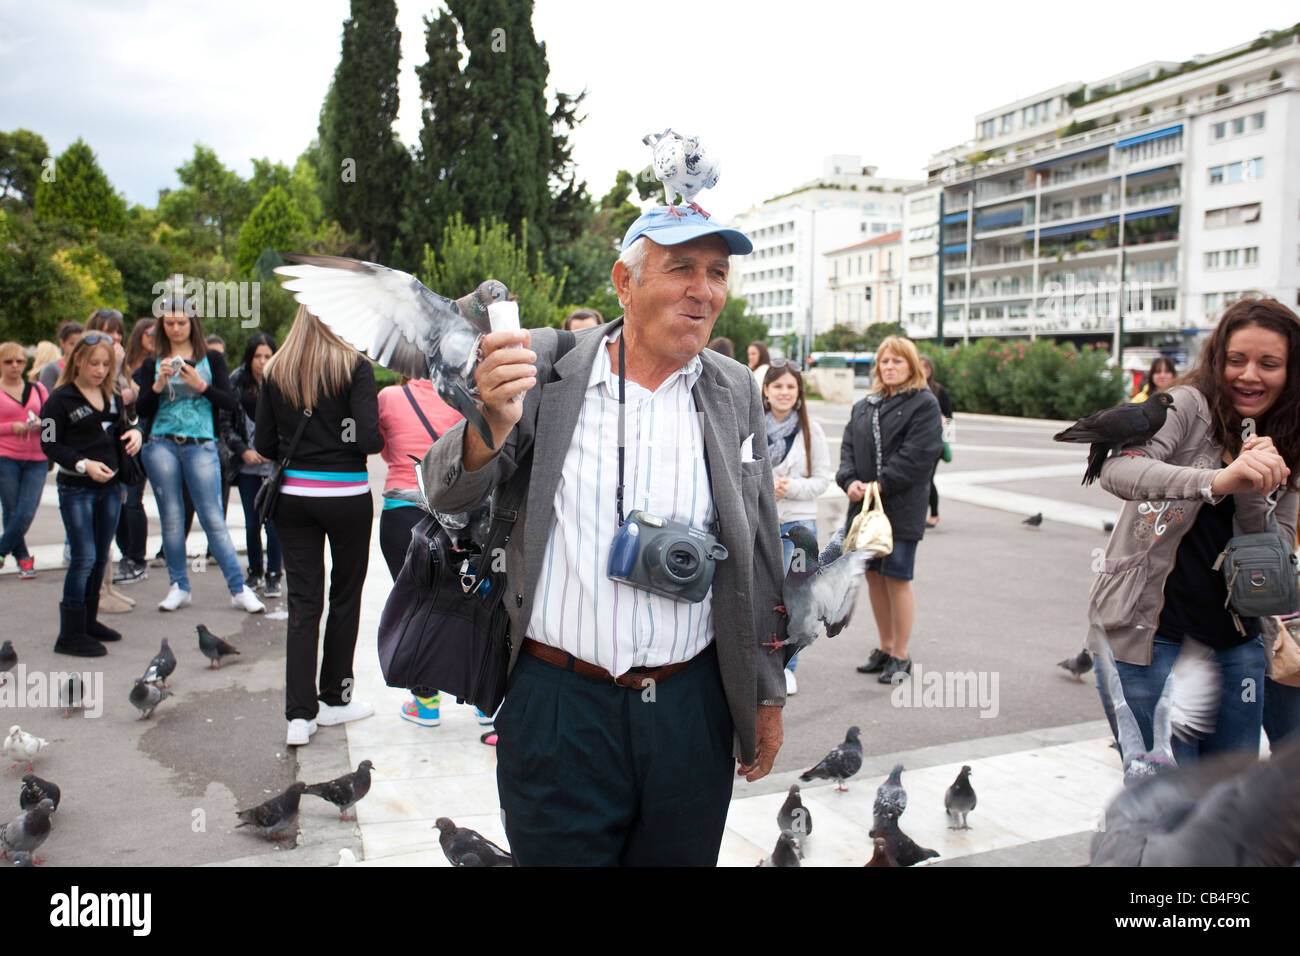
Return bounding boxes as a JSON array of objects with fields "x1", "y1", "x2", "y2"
[
  {"x1": 1271, "y1": 617, "x2": 1300, "y2": 688},
  {"x1": 846, "y1": 481, "x2": 893, "y2": 557}
]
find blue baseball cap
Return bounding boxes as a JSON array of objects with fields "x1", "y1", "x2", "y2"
[{"x1": 621, "y1": 206, "x2": 753, "y2": 256}]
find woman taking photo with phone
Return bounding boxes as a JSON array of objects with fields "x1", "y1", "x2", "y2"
[{"x1": 41, "y1": 333, "x2": 143, "y2": 656}]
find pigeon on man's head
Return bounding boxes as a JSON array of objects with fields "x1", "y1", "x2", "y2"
[
  {"x1": 873, "y1": 763, "x2": 908, "y2": 826},
  {"x1": 197, "y1": 624, "x2": 239, "y2": 669},
  {"x1": 434, "y1": 817, "x2": 513, "y2": 867},
  {"x1": 764, "y1": 525, "x2": 868, "y2": 657},
  {"x1": 1058, "y1": 648, "x2": 1093, "y2": 683},
  {"x1": 0, "y1": 797, "x2": 53, "y2": 862},
  {"x1": 3, "y1": 726, "x2": 47, "y2": 772},
  {"x1": 1022, "y1": 512, "x2": 1043, "y2": 528},
  {"x1": 275, "y1": 255, "x2": 510, "y2": 449},
  {"x1": 144, "y1": 637, "x2": 176, "y2": 687},
  {"x1": 758, "y1": 831, "x2": 800, "y2": 867},
  {"x1": 869, "y1": 815, "x2": 939, "y2": 867},
  {"x1": 235, "y1": 782, "x2": 307, "y2": 841},
  {"x1": 19, "y1": 773, "x2": 59, "y2": 812},
  {"x1": 945, "y1": 765, "x2": 976, "y2": 830},
  {"x1": 0, "y1": 640, "x2": 16, "y2": 684},
  {"x1": 777, "y1": 784, "x2": 813, "y2": 849},
  {"x1": 304, "y1": 760, "x2": 374, "y2": 821},
  {"x1": 799, "y1": 726, "x2": 863, "y2": 791},
  {"x1": 642, "y1": 129, "x2": 720, "y2": 218},
  {"x1": 129, "y1": 678, "x2": 172, "y2": 719},
  {"x1": 1053, "y1": 391, "x2": 1174, "y2": 485}
]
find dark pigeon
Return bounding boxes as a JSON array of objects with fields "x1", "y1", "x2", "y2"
[
  {"x1": 434, "y1": 817, "x2": 513, "y2": 867},
  {"x1": 144, "y1": 637, "x2": 176, "y2": 687},
  {"x1": 1053, "y1": 391, "x2": 1174, "y2": 485},
  {"x1": 19, "y1": 773, "x2": 59, "y2": 812},
  {"x1": 1058, "y1": 648, "x2": 1094, "y2": 682},
  {"x1": 945, "y1": 765, "x2": 976, "y2": 830},
  {"x1": 1103, "y1": 520, "x2": 1115, "y2": 533},
  {"x1": 0, "y1": 640, "x2": 15, "y2": 683},
  {"x1": 1, "y1": 797, "x2": 54, "y2": 862},
  {"x1": 777, "y1": 784, "x2": 813, "y2": 849},
  {"x1": 305, "y1": 760, "x2": 374, "y2": 821},
  {"x1": 869, "y1": 816, "x2": 939, "y2": 867},
  {"x1": 873, "y1": 763, "x2": 907, "y2": 826},
  {"x1": 10, "y1": 851, "x2": 33, "y2": 867},
  {"x1": 800, "y1": 726, "x2": 863, "y2": 792},
  {"x1": 275, "y1": 255, "x2": 510, "y2": 449},
  {"x1": 235, "y1": 782, "x2": 307, "y2": 841},
  {"x1": 197, "y1": 625, "x2": 240, "y2": 669},
  {"x1": 128, "y1": 678, "x2": 172, "y2": 719},
  {"x1": 1022, "y1": 512, "x2": 1043, "y2": 527},
  {"x1": 59, "y1": 674, "x2": 84, "y2": 718},
  {"x1": 864, "y1": 836, "x2": 893, "y2": 867},
  {"x1": 764, "y1": 525, "x2": 868, "y2": 656},
  {"x1": 758, "y1": 831, "x2": 800, "y2": 868}
]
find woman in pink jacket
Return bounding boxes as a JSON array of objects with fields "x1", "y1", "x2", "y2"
[{"x1": 0, "y1": 342, "x2": 48, "y2": 578}]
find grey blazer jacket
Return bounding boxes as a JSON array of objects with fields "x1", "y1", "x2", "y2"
[{"x1": 422, "y1": 321, "x2": 788, "y2": 763}]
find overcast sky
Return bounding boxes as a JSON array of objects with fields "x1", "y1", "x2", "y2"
[{"x1": 2, "y1": 0, "x2": 1295, "y2": 221}]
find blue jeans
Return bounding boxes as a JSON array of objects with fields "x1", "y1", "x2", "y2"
[
  {"x1": 779, "y1": 519, "x2": 817, "y2": 673},
  {"x1": 1264, "y1": 677, "x2": 1300, "y2": 747},
  {"x1": 235, "y1": 472, "x2": 281, "y2": 576},
  {"x1": 141, "y1": 438, "x2": 244, "y2": 594},
  {"x1": 1097, "y1": 634, "x2": 1265, "y2": 763},
  {"x1": 57, "y1": 482, "x2": 122, "y2": 606},
  {"x1": 0, "y1": 457, "x2": 46, "y2": 561}
]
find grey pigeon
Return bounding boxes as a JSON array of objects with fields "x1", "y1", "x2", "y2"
[
  {"x1": 19, "y1": 773, "x2": 59, "y2": 812},
  {"x1": 0, "y1": 640, "x2": 16, "y2": 684},
  {"x1": 128, "y1": 678, "x2": 172, "y2": 719},
  {"x1": 1058, "y1": 648, "x2": 1093, "y2": 683},
  {"x1": 275, "y1": 255, "x2": 510, "y2": 449},
  {"x1": 764, "y1": 525, "x2": 868, "y2": 657},
  {"x1": 1092, "y1": 735, "x2": 1300, "y2": 866},
  {"x1": 1022, "y1": 512, "x2": 1043, "y2": 527},
  {"x1": 1, "y1": 797, "x2": 53, "y2": 862},
  {"x1": 777, "y1": 784, "x2": 813, "y2": 850},
  {"x1": 144, "y1": 637, "x2": 176, "y2": 687},
  {"x1": 758, "y1": 831, "x2": 800, "y2": 868},
  {"x1": 235, "y1": 782, "x2": 307, "y2": 841},
  {"x1": 1053, "y1": 391, "x2": 1174, "y2": 485},
  {"x1": 304, "y1": 760, "x2": 374, "y2": 821},
  {"x1": 800, "y1": 726, "x2": 863, "y2": 791},
  {"x1": 59, "y1": 674, "x2": 84, "y2": 718},
  {"x1": 434, "y1": 817, "x2": 513, "y2": 867},
  {"x1": 869, "y1": 816, "x2": 939, "y2": 867},
  {"x1": 197, "y1": 624, "x2": 239, "y2": 669},
  {"x1": 873, "y1": 764, "x2": 908, "y2": 826},
  {"x1": 10, "y1": 851, "x2": 33, "y2": 867},
  {"x1": 945, "y1": 765, "x2": 976, "y2": 830},
  {"x1": 864, "y1": 836, "x2": 893, "y2": 867},
  {"x1": 643, "y1": 129, "x2": 721, "y2": 218}
]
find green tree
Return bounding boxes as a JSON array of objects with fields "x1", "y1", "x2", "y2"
[
  {"x1": 814, "y1": 323, "x2": 865, "y2": 351},
  {"x1": 0, "y1": 209, "x2": 81, "y2": 342},
  {"x1": 0, "y1": 129, "x2": 50, "y2": 207},
  {"x1": 712, "y1": 295, "x2": 768, "y2": 352},
  {"x1": 157, "y1": 144, "x2": 251, "y2": 261},
  {"x1": 235, "y1": 186, "x2": 308, "y2": 275},
  {"x1": 33, "y1": 138, "x2": 126, "y2": 233},
  {"x1": 861, "y1": 321, "x2": 904, "y2": 350}
]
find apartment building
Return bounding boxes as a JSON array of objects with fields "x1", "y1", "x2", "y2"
[{"x1": 825, "y1": 231, "x2": 902, "y2": 329}]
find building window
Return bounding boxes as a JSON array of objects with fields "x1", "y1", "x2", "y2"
[
  {"x1": 1209, "y1": 165, "x2": 1225, "y2": 185},
  {"x1": 1232, "y1": 116, "x2": 1246, "y2": 135},
  {"x1": 1224, "y1": 249, "x2": 1239, "y2": 267},
  {"x1": 980, "y1": 119, "x2": 996, "y2": 139},
  {"x1": 1213, "y1": 121, "x2": 1226, "y2": 141},
  {"x1": 1205, "y1": 251, "x2": 1221, "y2": 269},
  {"x1": 1244, "y1": 247, "x2": 1258, "y2": 265},
  {"x1": 1252, "y1": 112, "x2": 1265, "y2": 130},
  {"x1": 1205, "y1": 203, "x2": 1261, "y2": 228},
  {"x1": 1205, "y1": 293, "x2": 1220, "y2": 313},
  {"x1": 1001, "y1": 112, "x2": 1015, "y2": 133}
]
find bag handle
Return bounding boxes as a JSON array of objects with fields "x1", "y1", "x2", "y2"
[{"x1": 280, "y1": 407, "x2": 312, "y2": 468}]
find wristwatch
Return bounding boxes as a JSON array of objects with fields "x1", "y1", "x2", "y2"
[{"x1": 75, "y1": 459, "x2": 87, "y2": 474}]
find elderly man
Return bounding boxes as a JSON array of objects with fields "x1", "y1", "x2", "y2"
[{"x1": 424, "y1": 207, "x2": 788, "y2": 866}]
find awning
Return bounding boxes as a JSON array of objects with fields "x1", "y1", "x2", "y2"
[
  {"x1": 1114, "y1": 164, "x2": 1177, "y2": 181},
  {"x1": 1032, "y1": 216, "x2": 1117, "y2": 240},
  {"x1": 1116, "y1": 124, "x2": 1183, "y2": 149},
  {"x1": 942, "y1": 243, "x2": 967, "y2": 255},
  {"x1": 1124, "y1": 205, "x2": 1177, "y2": 221},
  {"x1": 1032, "y1": 145, "x2": 1109, "y2": 171},
  {"x1": 942, "y1": 211, "x2": 968, "y2": 225},
  {"x1": 977, "y1": 208, "x2": 1024, "y2": 230}
]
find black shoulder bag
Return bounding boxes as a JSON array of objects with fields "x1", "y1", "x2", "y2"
[
  {"x1": 377, "y1": 330, "x2": 575, "y2": 713},
  {"x1": 254, "y1": 408, "x2": 311, "y2": 525}
]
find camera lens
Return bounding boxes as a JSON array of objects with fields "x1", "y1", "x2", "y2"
[
  {"x1": 645, "y1": 537, "x2": 703, "y2": 586},
  {"x1": 666, "y1": 545, "x2": 699, "y2": 578}
]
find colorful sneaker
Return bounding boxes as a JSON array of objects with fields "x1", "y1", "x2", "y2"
[
  {"x1": 16, "y1": 558, "x2": 35, "y2": 580},
  {"x1": 399, "y1": 695, "x2": 441, "y2": 727},
  {"x1": 262, "y1": 572, "x2": 282, "y2": 598},
  {"x1": 474, "y1": 707, "x2": 495, "y2": 726}
]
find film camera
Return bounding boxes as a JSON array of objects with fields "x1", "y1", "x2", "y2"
[{"x1": 607, "y1": 510, "x2": 728, "y2": 604}]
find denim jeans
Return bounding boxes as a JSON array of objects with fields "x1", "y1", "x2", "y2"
[
  {"x1": 0, "y1": 456, "x2": 46, "y2": 561},
  {"x1": 141, "y1": 438, "x2": 244, "y2": 594},
  {"x1": 1098, "y1": 634, "x2": 1265, "y2": 763},
  {"x1": 779, "y1": 519, "x2": 817, "y2": 673},
  {"x1": 235, "y1": 472, "x2": 281, "y2": 576},
  {"x1": 57, "y1": 481, "x2": 122, "y2": 606},
  {"x1": 1263, "y1": 676, "x2": 1300, "y2": 747}
]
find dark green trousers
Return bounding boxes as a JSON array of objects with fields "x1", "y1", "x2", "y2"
[{"x1": 495, "y1": 643, "x2": 735, "y2": 866}]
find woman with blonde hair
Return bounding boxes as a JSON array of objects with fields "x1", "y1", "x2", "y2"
[
  {"x1": 26, "y1": 342, "x2": 59, "y2": 383},
  {"x1": 837, "y1": 335, "x2": 943, "y2": 683},
  {"x1": 1, "y1": 341, "x2": 48, "y2": 578},
  {"x1": 255, "y1": 305, "x2": 384, "y2": 746}
]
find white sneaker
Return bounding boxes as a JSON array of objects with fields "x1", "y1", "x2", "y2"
[
  {"x1": 158, "y1": 585, "x2": 192, "y2": 612},
  {"x1": 286, "y1": 718, "x2": 318, "y2": 746},
  {"x1": 315, "y1": 699, "x2": 375, "y2": 726},
  {"x1": 231, "y1": 586, "x2": 266, "y2": 613},
  {"x1": 785, "y1": 668, "x2": 798, "y2": 695}
]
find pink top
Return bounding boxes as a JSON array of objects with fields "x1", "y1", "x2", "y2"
[
  {"x1": 0, "y1": 381, "x2": 48, "y2": 461},
  {"x1": 376, "y1": 380, "x2": 463, "y2": 493}
]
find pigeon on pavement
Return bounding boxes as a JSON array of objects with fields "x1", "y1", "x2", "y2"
[
  {"x1": 1103, "y1": 520, "x2": 1115, "y2": 533},
  {"x1": 128, "y1": 678, "x2": 172, "y2": 719},
  {"x1": 1022, "y1": 512, "x2": 1043, "y2": 527},
  {"x1": 869, "y1": 816, "x2": 940, "y2": 867},
  {"x1": 764, "y1": 525, "x2": 868, "y2": 657},
  {"x1": 799, "y1": 726, "x2": 863, "y2": 792},
  {"x1": 143, "y1": 637, "x2": 176, "y2": 687},
  {"x1": 19, "y1": 773, "x2": 59, "y2": 812},
  {"x1": 58, "y1": 674, "x2": 84, "y2": 718},
  {"x1": 10, "y1": 851, "x2": 33, "y2": 866},
  {"x1": 3, "y1": 726, "x2": 47, "y2": 772},
  {"x1": 275, "y1": 255, "x2": 510, "y2": 449},
  {"x1": 305, "y1": 760, "x2": 374, "y2": 821},
  {"x1": 864, "y1": 836, "x2": 893, "y2": 867},
  {"x1": 1053, "y1": 392, "x2": 1175, "y2": 485},
  {"x1": 197, "y1": 625, "x2": 240, "y2": 670},
  {"x1": 1, "y1": 797, "x2": 54, "y2": 862},
  {"x1": 643, "y1": 129, "x2": 720, "y2": 218},
  {"x1": 777, "y1": 784, "x2": 813, "y2": 849},
  {"x1": 1058, "y1": 648, "x2": 1094, "y2": 683},
  {"x1": 758, "y1": 831, "x2": 800, "y2": 867},
  {"x1": 945, "y1": 765, "x2": 977, "y2": 830},
  {"x1": 235, "y1": 782, "x2": 308, "y2": 841},
  {"x1": 0, "y1": 640, "x2": 16, "y2": 684},
  {"x1": 434, "y1": 817, "x2": 514, "y2": 867},
  {"x1": 873, "y1": 763, "x2": 908, "y2": 826}
]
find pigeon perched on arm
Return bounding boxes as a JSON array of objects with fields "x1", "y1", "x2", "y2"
[
  {"x1": 1053, "y1": 392, "x2": 1175, "y2": 485},
  {"x1": 0, "y1": 640, "x2": 16, "y2": 685},
  {"x1": 143, "y1": 637, "x2": 176, "y2": 687},
  {"x1": 197, "y1": 625, "x2": 239, "y2": 669},
  {"x1": 274, "y1": 255, "x2": 509, "y2": 450},
  {"x1": 235, "y1": 782, "x2": 307, "y2": 841},
  {"x1": 777, "y1": 783, "x2": 813, "y2": 851},
  {"x1": 642, "y1": 129, "x2": 720, "y2": 218},
  {"x1": 434, "y1": 817, "x2": 513, "y2": 867},
  {"x1": 758, "y1": 831, "x2": 800, "y2": 867},
  {"x1": 869, "y1": 815, "x2": 939, "y2": 867},
  {"x1": 764, "y1": 525, "x2": 868, "y2": 656},
  {"x1": 304, "y1": 760, "x2": 374, "y2": 821},
  {"x1": 873, "y1": 763, "x2": 908, "y2": 827},
  {"x1": 128, "y1": 678, "x2": 172, "y2": 719},
  {"x1": 945, "y1": 765, "x2": 976, "y2": 830},
  {"x1": 799, "y1": 726, "x2": 863, "y2": 791},
  {"x1": 0, "y1": 797, "x2": 54, "y2": 863},
  {"x1": 19, "y1": 773, "x2": 59, "y2": 812},
  {"x1": 3, "y1": 726, "x2": 47, "y2": 772},
  {"x1": 1058, "y1": 648, "x2": 1093, "y2": 683}
]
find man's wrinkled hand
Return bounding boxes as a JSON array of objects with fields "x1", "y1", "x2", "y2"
[{"x1": 737, "y1": 704, "x2": 783, "y2": 782}]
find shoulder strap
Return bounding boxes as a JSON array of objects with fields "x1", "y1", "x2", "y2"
[
  {"x1": 402, "y1": 385, "x2": 439, "y2": 441},
  {"x1": 279, "y1": 408, "x2": 313, "y2": 467},
  {"x1": 21, "y1": 381, "x2": 33, "y2": 407}
]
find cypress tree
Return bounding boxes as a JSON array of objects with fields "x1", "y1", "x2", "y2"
[{"x1": 33, "y1": 138, "x2": 126, "y2": 233}]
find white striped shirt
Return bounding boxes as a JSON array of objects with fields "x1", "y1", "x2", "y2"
[{"x1": 526, "y1": 331, "x2": 715, "y2": 676}]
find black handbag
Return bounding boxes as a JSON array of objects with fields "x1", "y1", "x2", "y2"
[
  {"x1": 114, "y1": 398, "x2": 147, "y2": 486},
  {"x1": 254, "y1": 408, "x2": 311, "y2": 525}
]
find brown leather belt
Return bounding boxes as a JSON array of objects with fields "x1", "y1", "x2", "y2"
[{"x1": 521, "y1": 637, "x2": 694, "y2": 689}]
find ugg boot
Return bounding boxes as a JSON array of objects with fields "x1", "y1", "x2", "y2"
[
  {"x1": 98, "y1": 562, "x2": 133, "y2": 614},
  {"x1": 54, "y1": 603, "x2": 106, "y2": 658},
  {"x1": 85, "y1": 591, "x2": 122, "y2": 643}
]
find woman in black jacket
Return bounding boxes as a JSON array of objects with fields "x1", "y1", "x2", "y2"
[
  {"x1": 41, "y1": 333, "x2": 144, "y2": 656},
  {"x1": 920, "y1": 355, "x2": 954, "y2": 528},
  {"x1": 256, "y1": 306, "x2": 383, "y2": 747},
  {"x1": 838, "y1": 335, "x2": 943, "y2": 683}
]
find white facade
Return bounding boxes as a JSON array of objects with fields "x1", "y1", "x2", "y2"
[
  {"x1": 825, "y1": 232, "x2": 902, "y2": 329},
  {"x1": 901, "y1": 183, "x2": 941, "y2": 335}
]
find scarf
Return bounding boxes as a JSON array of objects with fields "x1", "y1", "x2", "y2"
[{"x1": 765, "y1": 410, "x2": 800, "y2": 467}]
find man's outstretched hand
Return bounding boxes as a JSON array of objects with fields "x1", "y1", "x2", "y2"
[{"x1": 738, "y1": 705, "x2": 783, "y2": 782}]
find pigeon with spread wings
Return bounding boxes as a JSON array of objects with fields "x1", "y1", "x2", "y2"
[{"x1": 274, "y1": 254, "x2": 509, "y2": 449}]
